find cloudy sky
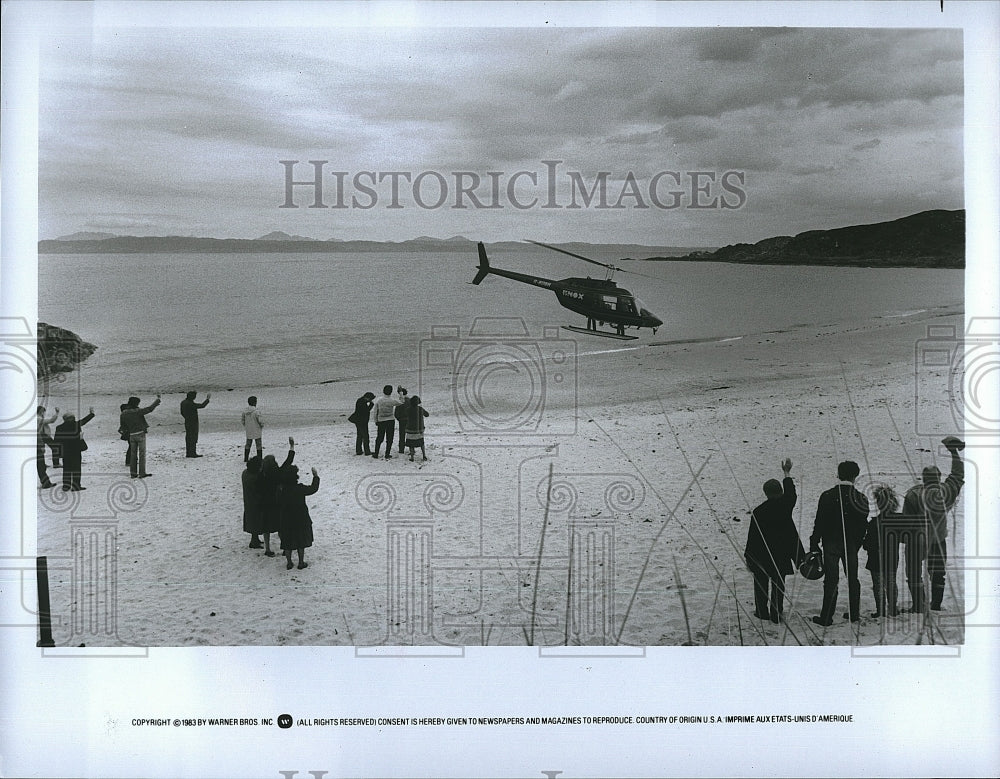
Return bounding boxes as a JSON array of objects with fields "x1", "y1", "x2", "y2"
[{"x1": 38, "y1": 18, "x2": 964, "y2": 245}]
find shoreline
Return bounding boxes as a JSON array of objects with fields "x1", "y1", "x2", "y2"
[{"x1": 35, "y1": 307, "x2": 969, "y2": 647}]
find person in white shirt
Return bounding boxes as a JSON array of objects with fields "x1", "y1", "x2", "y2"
[{"x1": 372, "y1": 384, "x2": 406, "y2": 460}]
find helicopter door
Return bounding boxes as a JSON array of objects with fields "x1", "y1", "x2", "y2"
[
  {"x1": 619, "y1": 296, "x2": 638, "y2": 315},
  {"x1": 600, "y1": 294, "x2": 618, "y2": 311}
]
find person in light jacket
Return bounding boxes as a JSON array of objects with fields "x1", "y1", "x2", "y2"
[
  {"x1": 241, "y1": 395, "x2": 263, "y2": 463},
  {"x1": 372, "y1": 385, "x2": 405, "y2": 460}
]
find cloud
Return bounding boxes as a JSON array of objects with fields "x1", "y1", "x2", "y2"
[
  {"x1": 852, "y1": 138, "x2": 882, "y2": 151},
  {"x1": 37, "y1": 26, "x2": 964, "y2": 243}
]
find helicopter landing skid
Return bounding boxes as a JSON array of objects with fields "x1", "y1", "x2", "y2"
[{"x1": 561, "y1": 325, "x2": 638, "y2": 340}]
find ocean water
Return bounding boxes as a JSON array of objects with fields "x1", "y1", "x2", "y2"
[{"x1": 38, "y1": 248, "x2": 963, "y2": 395}]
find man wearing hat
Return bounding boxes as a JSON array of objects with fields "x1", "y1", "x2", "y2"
[{"x1": 902, "y1": 436, "x2": 965, "y2": 612}]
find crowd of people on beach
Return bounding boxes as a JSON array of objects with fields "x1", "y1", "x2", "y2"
[
  {"x1": 348, "y1": 384, "x2": 429, "y2": 461},
  {"x1": 743, "y1": 436, "x2": 965, "y2": 626},
  {"x1": 34, "y1": 381, "x2": 430, "y2": 574},
  {"x1": 36, "y1": 390, "x2": 963, "y2": 620}
]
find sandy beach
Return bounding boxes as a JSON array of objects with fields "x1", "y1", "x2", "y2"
[{"x1": 33, "y1": 303, "x2": 968, "y2": 649}]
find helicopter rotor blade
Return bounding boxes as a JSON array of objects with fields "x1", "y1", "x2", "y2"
[
  {"x1": 609, "y1": 261, "x2": 670, "y2": 281},
  {"x1": 524, "y1": 240, "x2": 619, "y2": 272},
  {"x1": 525, "y1": 239, "x2": 671, "y2": 281}
]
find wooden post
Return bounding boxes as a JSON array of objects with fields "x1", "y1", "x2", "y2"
[{"x1": 36, "y1": 556, "x2": 55, "y2": 647}]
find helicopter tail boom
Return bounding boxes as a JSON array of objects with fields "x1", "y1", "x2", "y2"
[{"x1": 473, "y1": 242, "x2": 490, "y2": 285}]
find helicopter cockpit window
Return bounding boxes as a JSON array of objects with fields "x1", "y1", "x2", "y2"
[{"x1": 619, "y1": 296, "x2": 638, "y2": 315}]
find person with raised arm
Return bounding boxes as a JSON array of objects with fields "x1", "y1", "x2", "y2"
[
  {"x1": 180, "y1": 391, "x2": 211, "y2": 458},
  {"x1": 278, "y1": 464, "x2": 320, "y2": 571},
  {"x1": 744, "y1": 458, "x2": 804, "y2": 623},
  {"x1": 54, "y1": 407, "x2": 95, "y2": 491},
  {"x1": 901, "y1": 436, "x2": 965, "y2": 612},
  {"x1": 120, "y1": 394, "x2": 161, "y2": 478}
]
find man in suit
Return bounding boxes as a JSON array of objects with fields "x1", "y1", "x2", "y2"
[
  {"x1": 744, "y1": 458, "x2": 804, "y2": 623},
  {"x1": 902, "y1": 436, "x2": 964, "y2": 612},
  {"x1": 180, "y1": 391, "x2": 211, "y2": 457},
  {"x1": 809, "y1": 460, "x2": 870, "y2": 626}
]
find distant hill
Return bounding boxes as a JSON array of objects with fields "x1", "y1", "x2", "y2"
[
  {"x1": 636, "y1": 209, "x2": 964, "y2": 269},
  {"x1": 55, "y1": 231, "x2": 118, "y2": 241},
  {"x1": 255, "y1": 231, "x2": 317, "y2": 241},
  {"x1": 37, "y1": 234, "x2": 703, "y2": 257}
]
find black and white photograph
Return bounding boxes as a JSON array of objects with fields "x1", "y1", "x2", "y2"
[{"x1": 2, "y1": 1, "x2": 998, "y2": 777}]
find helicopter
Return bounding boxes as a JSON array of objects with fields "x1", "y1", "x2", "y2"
[{"x1": 472, "y1": 240, "x2": 664, "y2": 339}]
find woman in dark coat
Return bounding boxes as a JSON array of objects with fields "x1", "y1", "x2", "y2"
[
  {"x1": 744, "y1": 458, "x2": 805, "y2": 623},
  {"x1": 405, "y1": 395, "x2": 429, "y2": 462},
  {"x1": 242, "y1": 456, "x2": 264, "y2": 548},
  {"x1": 864, "y1": 484, "x2": 901, "y2": 618},
  {"x1": 351, "y1": 392, "x2": 375, "y2": 455},
  {"x1": 256, "y1": 437, "x2": 295, "y2": 557},
  {"x1": 278, "y1": 464, "x2": 320, "y2": 570},
  {"x1": 54, "y1": 408, "x2": 95, "y2": 491}
]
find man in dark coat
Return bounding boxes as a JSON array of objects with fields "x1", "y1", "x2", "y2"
[
  {"x1": 54, "y1": 408, "x2": 95, "y2": 491},
  {"x1": 901, "y1": 436, "x2": 964, "y2": 612},
  {"x1": 180, "y1": 391, "x2": 211, "y2": 457},
  {"x1": 744, "y1": 458, "x2": 804, "y2": 623},
  {"x1": 351, "y1": 392, "x2": 375, "y2": 455},
  {"x1": 809, "y1": 460, "x2": 870, "y2": 626}
]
